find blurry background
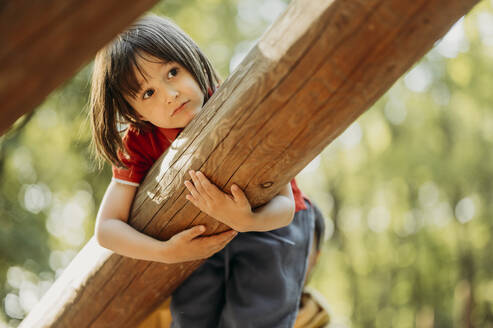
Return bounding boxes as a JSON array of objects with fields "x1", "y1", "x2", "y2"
[{"x1": 1, "y1": 0, "x2": 493, "y2": 327}]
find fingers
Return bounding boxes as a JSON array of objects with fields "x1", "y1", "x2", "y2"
[
  {"x1": 184, "y1": 180, "x2": 199, "y2": 202},
  {"x1": 188, "y1": 171, "x2": 208, "y2": 201},
  {"x1": 231, "y1": 184, "x2": 249, "y2": 205},
  {"x1": 174, "y1": 225, "x2": 206, "y2": 241},
  {"x1": 207, "y1": 229, "x2": 238, "y2": 243},
  {"x1": 201, "y1": 230, "x2": 238, "y2": 253},
  {"x1": 186, "y1": 171, "x2": 226, "y2": 207}
]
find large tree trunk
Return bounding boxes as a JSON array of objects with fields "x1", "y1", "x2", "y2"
[
  {"x1": 20, "y1": 0, "x2": 479, "y2": 327},
  {"x1": 0, "y1": 0, "x2": 158, "y2": 135}
]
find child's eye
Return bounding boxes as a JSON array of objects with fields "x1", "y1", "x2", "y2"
[
  {"x1": 143, "y1": 89, "x2": 154, "y2": 100},
  {"x1": 168, "y1": 67, "x2": 179, "y2": 79}
]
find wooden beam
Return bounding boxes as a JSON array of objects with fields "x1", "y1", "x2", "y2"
[
  {"x1": 20, "y1": 0, "x2": 479, "y2": 327},
  {"x1": 0, "y1": 0, "x2": 158, "y2": 136}
]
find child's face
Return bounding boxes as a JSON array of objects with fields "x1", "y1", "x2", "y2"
[{"x1": 125, "y1": 54, "x2": 204, "y2": 129}]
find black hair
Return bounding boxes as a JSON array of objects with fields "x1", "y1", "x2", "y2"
[{"x1": 90, "y1": 15, "x2": 220, "y2": 168}]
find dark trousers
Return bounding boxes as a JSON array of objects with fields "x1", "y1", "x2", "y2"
[{"x1": 171, "y1": 200, "x2": 315, "y2": 328}]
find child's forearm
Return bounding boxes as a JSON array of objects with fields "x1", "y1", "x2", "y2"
[
  {"x1": 246, "y1": 195, "x2": 296, "y2": 232},
  {"x1": 96, "y1": 217, "x2": 238, "y2": 264},
  {"x1": 96, "y1": 218, "x2": 167, "y2": 263}
]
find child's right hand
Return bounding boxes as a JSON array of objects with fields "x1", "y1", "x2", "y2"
[{"x1": 160, "y1": 225, "x2": 237, "y2": 263}]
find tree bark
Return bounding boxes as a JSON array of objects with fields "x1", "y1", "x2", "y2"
[{"x1": 19, "y1": 0, "x2": 479, "y2": 327}]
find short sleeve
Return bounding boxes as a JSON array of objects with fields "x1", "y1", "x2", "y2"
[
  {"x1": 291, "y1": 178, "x2": 310, "y2": 212},
  {"x1": 112, "y1": 129, "x2": 154, "y2": 186}
]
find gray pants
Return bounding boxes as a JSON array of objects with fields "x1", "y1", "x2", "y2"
[{"x1": 171, "y1": 200, "x2": 315, "y2": 328}]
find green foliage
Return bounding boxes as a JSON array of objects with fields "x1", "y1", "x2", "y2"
[{"x1": 1, "y1": 0, "x2": 493, "y2": 327}]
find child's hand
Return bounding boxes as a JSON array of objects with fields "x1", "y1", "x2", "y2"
[
  {"x1": 162, "y1": 225, "x2": 237, "y2": 263},
  {"x1": 184, "y1": 170, "x2": 254, "y2": 232}
]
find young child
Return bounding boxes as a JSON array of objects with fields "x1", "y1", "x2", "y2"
[{"x1": 90, "y1": 15, "x2": 315, "y2": 328}]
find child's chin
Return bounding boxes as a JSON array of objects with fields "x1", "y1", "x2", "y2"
[{"x1": 184, "y1": 111, "x2": 198, "y2": 122}]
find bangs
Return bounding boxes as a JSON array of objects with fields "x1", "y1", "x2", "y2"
[
  {"x1": 100, "y1": 14, "x2": 220, "y2": 114},
  {"x1": 108, "y1": 44, "x2": 150, "y2": 100}
]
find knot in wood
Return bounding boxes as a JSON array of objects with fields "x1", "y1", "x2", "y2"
[{"x1": 261, "y1": 181, "x2": 274, "y2": 188}]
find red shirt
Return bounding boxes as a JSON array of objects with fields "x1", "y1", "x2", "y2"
[{"x1": 113, "y1": 126, "x2": 308, "y2": 212}]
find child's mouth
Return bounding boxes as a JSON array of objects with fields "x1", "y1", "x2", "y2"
[{"x1": 171, "y1": 100, "x2": 190, "y2": 117}]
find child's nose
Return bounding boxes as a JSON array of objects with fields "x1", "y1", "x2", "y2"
[{"x1": 163, "y1": 87, "x2": 179, "y2": 104}]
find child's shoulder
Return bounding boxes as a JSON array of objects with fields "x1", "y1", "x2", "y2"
[
  {"x1": 118, "y1": 125, "x2": 160, "y2": 159},
  {"x1": 122, "y1": 124, "x2": 156, "y2": 143},
  {"x1": 116, "y1": 125, "x2": 159, "y2": 169}
]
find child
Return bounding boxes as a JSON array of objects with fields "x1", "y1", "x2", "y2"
[{"x1": 90, "y1": 15, "x2": 315, "y2": 328}]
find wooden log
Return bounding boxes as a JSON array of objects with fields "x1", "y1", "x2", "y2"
[
  {"x1": 0, "y1": 0, "x2": 158, "y2": 136},
  {"x1": 20, "y1": 0, "x2": 479, "y2": 327}
]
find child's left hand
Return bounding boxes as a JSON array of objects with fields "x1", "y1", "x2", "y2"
[{"x1": 184, "y1": 170, "x2": 254, "y2": 232}]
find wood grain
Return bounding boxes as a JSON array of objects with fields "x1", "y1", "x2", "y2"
[
  {"x1": 19, "y1": 0, "x2": 479, "y2": 326},
  {"x1": 0, "y1": 0, "x2": 158, "y2": 135}
]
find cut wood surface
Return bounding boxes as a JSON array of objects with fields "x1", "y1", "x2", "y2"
[
  {"x1": 20, "y1": 0, "x2": 479, "y2": 327},
  {"x1": 0, "y1": 0, "x2": 158, "y2": 136}
]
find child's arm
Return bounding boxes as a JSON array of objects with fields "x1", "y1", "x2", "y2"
[
  {"x1": 184, "y1": 171, "x2": 295, "y2": 232},
  {"x1": 95, "y1": 180, "x2": 238, "y2": 263}
]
